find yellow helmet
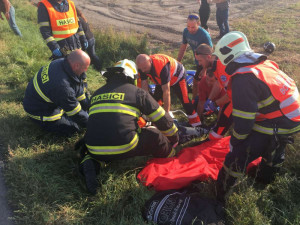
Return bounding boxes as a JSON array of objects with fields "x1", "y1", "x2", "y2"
[
  {"x1": 214, "y1": 31, "x2": 252, "y2": 65},
  {"x1": 111, "y1": 59, "x2": 138, "y2": 79}
]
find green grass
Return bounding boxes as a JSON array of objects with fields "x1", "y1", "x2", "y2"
[{"x1": 0, "y1": 0, "x2": 299, "y2": 224}]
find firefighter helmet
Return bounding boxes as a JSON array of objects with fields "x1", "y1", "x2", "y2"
[
  {"x1": 107, "y1": 59, "x2": 138, "y2": 80},
  {"x1": 263, "y1": 41, "x2": 276, "y2": 54},
  {"x1": 214, "y1": 31, "x2": 252, "y2": 65}
]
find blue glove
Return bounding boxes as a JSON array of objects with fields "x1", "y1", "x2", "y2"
[
  {"x1": 204, "y1": 99, "x2": 217, "y2": 112},
  {"x1": 52, "y1": 48, "x2": 62, "y2": 57},
  {"x1": 83, "y1": 41, "x2": 88, "y2": 50}
]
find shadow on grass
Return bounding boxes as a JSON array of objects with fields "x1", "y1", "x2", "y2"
[
  {"x1": 0, "y1": 113, "x2": 83, "y2": 160},
  {"x1": 0, "y1": 85, "x2": 26, "y2": 103},
  {"x1": 5, "y1": 145, "x2": 153, "y2": 225}
]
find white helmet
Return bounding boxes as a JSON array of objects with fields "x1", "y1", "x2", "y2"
[
  {"x1": 214, "y1": 31, "x2": 252, "y2": 65},
  {"x1": 107, "y1": 59, "x2": 138, "y2": 80}
]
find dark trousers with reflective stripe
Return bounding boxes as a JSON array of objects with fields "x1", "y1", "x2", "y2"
[
  {"x1": 217, "y1": 131, "x2": 286, "y2": 199},
  {"x1": 87, "y1": 127, "x2": 173, "y2": 162},
  {"x1": 30, "y1": 115, "x2": 81, "y2": 136},
  {"x1": 212, "y1": 102, "x2": 233, "y2": 136},
  {"x1": 153, "y1": 78, "x2": 196, "y2": 116}
]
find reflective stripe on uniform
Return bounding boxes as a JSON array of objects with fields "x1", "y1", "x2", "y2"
[
  {"x1": 257, "y1": 95, "x2": 275, "y2": 109},
  {"x1": 86, "y1": 133, "x2": 139, "y2": 155},
  {"x1": 280, "y1": 88, "x2": 299, "y2": 108},
  {"x1": 52, "y1": 28, "x2": 79, "y2": 35},
  {"x1": 285, "y1": 107, "x2": 300, "y2": 121},
  {"x1": 80, "y1": 154, "x2": 107, "y2": 167},
  {"x1": 232, "y1": 129, "x2": 248, "y2": 140},
  {"x1": 46, "y1": 36, "x2": 55, "y2": 43},
  {"x1": 77, "y1": 93, "x2": 86, "y2": 101},
  {"x1": 39, "y1": 21, "x2": 50, "y2": 27},
  {"x1": 161, "y1": 123, "x2": 178, "y2": 136},
  {"x1": 253, "y1": 123, "x2": 300, "y2": 135},
  {"x1": 27, "y1": 109, "x2": 64, "y2": 122},
  {"x1": 33, "y1": 66, "x2": 53, "y2": 103},
  {"x1": 223, "y1": 164, "x2": 244, "y2": 178},
  {"x1": 232, "y1": 108, "x2": 256, "y2": 119},
  {"x1": 147, "y1": 106, "x2": 165, "y2": 122},
  {"x1": 66, "y1": 103, "x2": 82, "y2": 116},
  {"x1": 89, "y1": 103, "x2": 140, "y2": 118},
  {"x1": 209, "y1": 130, "x2": 223, "y2": 140},
  {"x1": 234, "y1": 67, "x2": 259, "y2": 76},
  {"x1": 77, "y1": 31, "x2": 85, "y2": 36},
  {"x1": 188, "y1": 112, "x2": 201, "y2": 127},
  {"x1": 167, "y1": 148, "x2": 176, "y2": 158}
]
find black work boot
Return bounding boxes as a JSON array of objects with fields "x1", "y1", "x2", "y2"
[{"x1": 80, "y1": 159, "x2": 99, "y2": 195}]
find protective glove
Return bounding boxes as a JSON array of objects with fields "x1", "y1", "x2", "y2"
[
  {"x1": 83, "y1": 41, "x2": 88, "y2": 50},
  {"x1": 52, "y1": 48, "x2": 62, "y2": 57},
  {"x1": 204, "y1": 99, "x2": 217, "y2": 112}
]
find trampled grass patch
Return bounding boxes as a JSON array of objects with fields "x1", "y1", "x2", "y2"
[{"x1": 0, "y1": 0, "x2": 299, "y2": 224}]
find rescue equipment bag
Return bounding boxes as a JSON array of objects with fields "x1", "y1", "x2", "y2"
[{"x1": 142, "y1": 189, "x2": 225, "y2": 225}]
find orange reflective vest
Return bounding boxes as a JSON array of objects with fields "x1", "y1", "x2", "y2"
[
  {"x1": 230, "y1": 60, "x2": 300, "y2": 122},
  {"x1": 41, "y1": 0, "x2": 79, "y2": 41},
  {"x1": 149, "y1": 54, "x2": 181, "y2": 86},
  {"x1": 214, "y1": 59, "x2": 230, "y2": 89}
]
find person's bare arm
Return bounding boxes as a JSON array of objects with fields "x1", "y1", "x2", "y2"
[
  {"x1": 141, "y1": 80, "x2": 149, "y2": 92},
  {"x1": 162, "y1": 82, "x2": 171, "y2": 112},
  {"x1": 215, "y1": 94, "x2": 230, "y2": 107},
  {"x1": 197, "y1": 100, "x2": 206, "y2": 118},
  {"x1": 193, "y1": 68, "x2": 206, "y2": 99},
  {"x1": 208, "y1": 81, "x2": 222, "y2": 100},
  {"x1": 192, "y1": 79, "x2": 199, "y2": 99},
  {"x1": 2, "y1": 0, "x2": 11, "y2": 20},
  {"x1": 177, "y1": 44, "x2": 188, "y2": 62}
]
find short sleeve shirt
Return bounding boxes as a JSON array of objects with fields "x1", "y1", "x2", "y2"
[
  {"x1": 198, "y1": 75, "x2": 226, "y2": 101},
  {"x1": 182, "y1": 27, "x2": 213, "y2": 65},
  {"x1": 139, "y1": 63, "x2": 171, "y2": 85}
]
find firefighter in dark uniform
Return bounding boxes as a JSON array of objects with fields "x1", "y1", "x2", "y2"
[
  {"x1": 136, "y1": 54, "x2": 201, "y2": 127},
  {"x1": 23, "y1": 50, "x2": 90, "y2": 136},
  {"x1": 213, "y1": 31, "x2": 300, "y2": 201},
  {"x1": 38, "y1": 0, "x2": 88, "y2": 59},
  {"x1": 79, "y1": 59, "x2": 179, "y2": 195}
]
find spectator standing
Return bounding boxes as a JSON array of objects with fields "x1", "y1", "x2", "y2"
[
  {"x1": 76, "y1": 8, "x2": 102, "y2": 71},
  {"x1": 198, "y1": 0, "x2": 211, "y2": 32},
  {"x1": 213, "y1": 0, "x2": 230, "y2": 38},
  {"x1": 37, "y1": 0, "x2": 88, "y2": 59},
  {"x1": 0, "y1": 0, "x2": 22, "y2": 36},
  {"x1": 177, "y1": 14, "x2": 212, "y2": 99}
]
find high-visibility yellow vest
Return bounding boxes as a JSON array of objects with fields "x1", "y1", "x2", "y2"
[{"x1": 41, "y1": 0, "x2": 79, "y2": 41}]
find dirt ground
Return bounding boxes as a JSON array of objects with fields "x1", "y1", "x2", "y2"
[
  {"x1": 69, "y1": 0, "x2": 293, "y2": 46},
  {"x1": 30, "y1": 0, "x2": 297, "y2": 45}
]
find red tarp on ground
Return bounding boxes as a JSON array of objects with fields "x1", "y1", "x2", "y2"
[{"x1": 137, "y1": 136, "x2": 261, "y2": 191}]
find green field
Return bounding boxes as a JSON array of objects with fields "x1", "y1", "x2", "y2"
[{"x1": 0, "y1": 0, "x2": 299, "y2": 224}]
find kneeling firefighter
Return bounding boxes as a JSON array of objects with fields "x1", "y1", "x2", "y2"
[
  {"x1": 213, "y1": 31, "x2": 300, "y2": 202},
  {"x1": 78, "y1": 59, "x2": 179, "y2": 195}
]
